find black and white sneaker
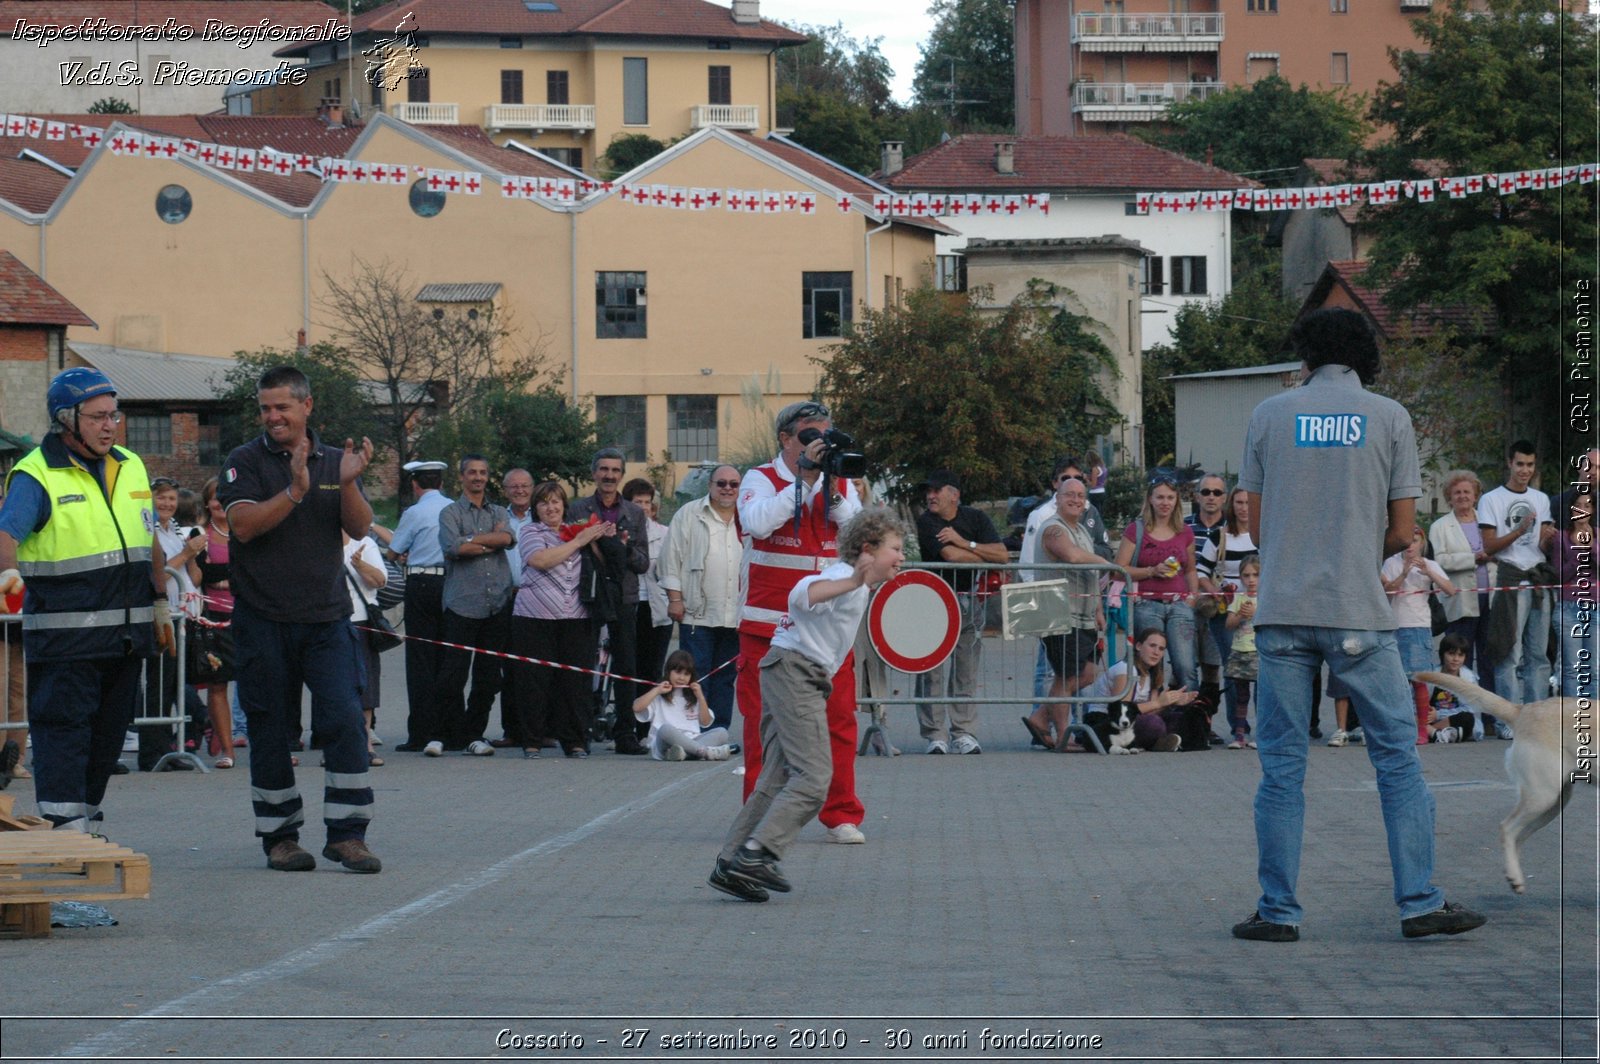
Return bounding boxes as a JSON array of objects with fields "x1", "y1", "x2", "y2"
[
  {"x1": 709, "y1": 857, "x2": 769, "y2": 903},
  {"x1": 1231, "y1": 911, "x2": 1299, "y2": 942},
  {"x1": 729, "y1": 846, "x2": 792, "y2": 893},
  {"x1": 1401, "y1": 901, "x2": 1487, "y2": 939}
]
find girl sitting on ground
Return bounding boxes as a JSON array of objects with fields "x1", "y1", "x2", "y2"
[
  {"x1": 1426, "y1": 633, "x2": 1482, "y2": 743},
  {"x1": 1081, "y1": 627, "x2": 1197, "y2": 752},
  {"x1": 632, "y1": 649, "x2": 737, "y2": 761}
]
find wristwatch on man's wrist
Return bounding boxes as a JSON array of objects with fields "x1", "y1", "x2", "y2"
[{"x1": 968, "y1": 540, "x2": 977, "y2": 550}]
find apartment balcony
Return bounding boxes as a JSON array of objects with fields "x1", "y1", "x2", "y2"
[
  {"x1": 689, "y1": 104, "x2": 759, "y2": 131},
  {"x1": 484, "y1": 103, "x2": 596, "y2": 131},
  {"x1": 1400, "y1": 0, "x2": 1432, "y2": 9},
  {"x1": 391, "y1": 102, "x2": 459, "y2": 125},
  {"x1": 1073, "y1": 12, "x2": 1224, "y2": 52},
  {"x1": 1072, "y1": 81, "x2": 1224, "y2": 121}
]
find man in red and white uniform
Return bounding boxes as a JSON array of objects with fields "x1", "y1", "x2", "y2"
[{"x1": 736, "y1": 401, "x2": 865, "y2": 843}]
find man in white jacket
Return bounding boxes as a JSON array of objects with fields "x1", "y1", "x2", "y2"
[{"x1": 661, "y1": 465, "x2": 743, "y2": 731}]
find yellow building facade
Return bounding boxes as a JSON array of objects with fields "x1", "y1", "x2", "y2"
[{"x1": 0, "y1": 115, "x2": 939, "y2": 477}]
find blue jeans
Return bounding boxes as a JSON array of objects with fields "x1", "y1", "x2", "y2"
[
  {"x1": 1491, "y1": 586, "x2": 1552, "y2": 704},
  {"x1": 1554, "y1": 599, "x2": 1595, "y2": 699},
  {"x1": 1133, "y1": 599, "x2": 1197, "y2": 690},
  {"x1": 1253, "y1": 625, "x2": 1444, "y2": 924},
  {"x1": 1209, "y1": 612, "x2": 1236, "y2": 719},
  {"x1": 679, "y1": 623, "x2": 741, "y2": 732}
]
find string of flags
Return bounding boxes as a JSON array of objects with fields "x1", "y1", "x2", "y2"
[{"x1": 3, "y1": 114, "x2": 1594, "y2": 218}]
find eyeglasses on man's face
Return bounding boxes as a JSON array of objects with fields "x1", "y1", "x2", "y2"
[
  {"x1": 713, "y1": 479, "x2": 741, "y2": 489},
  {"x1": 79, "y1": 410, "x2": 123, "y2": 426}
]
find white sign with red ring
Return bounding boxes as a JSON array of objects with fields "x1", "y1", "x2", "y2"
[{"x1": 867, "y1": 569, "x2": 960, "y2": 674}]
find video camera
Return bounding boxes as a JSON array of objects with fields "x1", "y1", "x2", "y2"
[{"x1": 796, "y1": 427, "x2": 866, "y2": 480}]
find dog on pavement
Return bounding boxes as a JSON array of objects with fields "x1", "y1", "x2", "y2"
[
  {"x1": 1084, "y1": 701, "x2": 1140, "y2": 755},
  {"x1": 1415, "y1": 671, "x2": 1591, "y2": 894}
]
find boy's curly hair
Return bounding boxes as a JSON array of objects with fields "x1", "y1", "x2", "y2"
[{"x1": 838, "y1": 506, "x2": 906, "y2": 564}]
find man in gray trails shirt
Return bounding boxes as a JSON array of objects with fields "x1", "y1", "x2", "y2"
[{"x1": 1231, "y1": 308, "x2": 1484, "y2": 944}]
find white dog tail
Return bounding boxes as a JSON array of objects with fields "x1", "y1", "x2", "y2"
[{"x1": 1414, "y1": 671, "x2": 1522, "y2": 724}]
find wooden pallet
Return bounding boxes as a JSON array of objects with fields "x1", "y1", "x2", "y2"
[
  {"x1": 0, "y1": 831, "x2": 150, "y2": 939},
  {"x1": 0, "y1": 793, "x2": 50, "y2": 832}
]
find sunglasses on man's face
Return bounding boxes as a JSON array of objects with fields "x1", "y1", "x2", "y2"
[
  {"x1": 713, "y1": 479, "x2": 741, "y2": 488},
  {"x1": 1197, "y1": 488, "x2": 1225, "y2": 497}
]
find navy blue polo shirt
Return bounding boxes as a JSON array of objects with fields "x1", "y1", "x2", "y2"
[{"x1": 218, "y1": 430, "x2": 362, "y2": 624}]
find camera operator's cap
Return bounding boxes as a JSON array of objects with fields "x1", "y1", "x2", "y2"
[
  {"x1": 402, "y1": 460, "x2": 447, "y2": 473},
  {"x1": 775, "y1": 400, "x2": 829, "y2": 436},
  {"x1": 920, "y1": 470, "x2": 960, "y2": 492}
]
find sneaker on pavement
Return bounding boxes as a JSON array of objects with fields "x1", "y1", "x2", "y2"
[
  {"x1": 1433, "y1": 726, "x2": 1460, "y2": 744},
  {"x1": 423, "y1": 740, "x2": 444, "y2": 757},
  {"x1": 728, "y1": 846, "x2": 792, "y2": 893},
  {"x1": 708, "y1": 857, "x2": 769, "y2": 903},
  {"x1": 1155, "y1": 734, "x2": 1182, "y2": 752},
  {"x1": 925, "y1": 740, "x2": 948, "y2": 755},
  {"x1": 1401, "y1": 901, "x2": 1486, "y2": 939},
  {"x1": 369, "y1": 731, "x2": 384, "y2": 746},
  {"x1": 266, "y1": 839, "x2": 315, "y2": 872},
  {"x1": 466, "y1": 740, "x2": 495, "y2": 756},
  {"x1": 1308, "y1": 726, "x2": 1324, "y2": 739},
  {"x1": 614, "y1": 734, "x2": 649, "y2": 755},
  {"x1": 1348, "y1": 727, "x2": 1365, "y2": 745},
  {"x1": 1326, "y1": 729, "x2": 1348, "y2": 747},
  {"x1": 826, "y1": 823, "x2": 866, "y2": 844},
  {"x1": 950, "y1": 734, "x2": 982, "y2": 755},
  {"x1": 322, "y1": 838, "x2": 383, "y2": 874},
  {"x1": 1227, "y1": 737, "x2": 1246, "y2": 750},
  {"x1": 663, "y1": 744, "x2": 687, "y2": 762},
  {"x1": 1232, "y1": 911, "x2": 1299, "y2": 942},
  {"x1": 1494, "y1": 721, "x2": 1514, "y2": 740},
  {"x1": 702, "y1": 744, "x2": 732, "y2": 761}
]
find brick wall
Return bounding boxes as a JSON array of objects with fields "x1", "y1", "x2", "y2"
[{"x1": 0, "y1": 325, "x2": 54, "y2": 441}]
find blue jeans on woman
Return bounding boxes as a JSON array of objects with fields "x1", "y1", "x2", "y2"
[
  {"x1": 1554, "y1": 599, "x2": 1595, "y2": 699},
  {"x1": 1134, "y1": 599, "x2": 1197, "y2": 690},
  {"x1": 1252, "y1": 625, "x2": 1444, "y2": 925}
]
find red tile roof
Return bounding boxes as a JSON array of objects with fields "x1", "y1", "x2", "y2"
[
  {"x1": 886, "y1": 133, "x2": 1254, "y2": 193},
  {"x1": 0, "y1": 158, "x2": 71, "y2": 214},
  {"x1": 274, "y1": 0, "x2": 803, "y2": 55},
  {"x1": 0, "y1": 1, "x2": 342, "y2": 34},
  {"x1": 726, "y1": 132, "x2": 954, "y2": 233},
  {"x1": 0, "y1": 250, "x2": 95, "y2": 326},
  {"x1": 1308, "y1": 259, "x2": 1495, "y2": 339}
]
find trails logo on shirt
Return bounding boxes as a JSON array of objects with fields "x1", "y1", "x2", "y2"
[{"x1": 1295, "y1": 413, "x2": 1366, "y2": 448}]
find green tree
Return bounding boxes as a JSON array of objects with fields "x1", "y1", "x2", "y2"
[
  {"x1": 1142, "y1": 261, "x2": 1301, "y2": 466},
  {"x1": 817, "y1": 284, "x2": 1119, "y2": 503},
  {"x1": 87, "y1": 97, "x2": 135, "y2": 114},
  {"x1": 216, "y1": 344, "x2": 387, "y2": 457},
  {"x1": 1361, "y1": 0, "x2": 1597, "y2": 452},
  {"x1": 1371, "y1": 327, "x2": 1505, "y2": 479},
  {"x1": 782, "y1": 87, "x2": 881, "y2": 174},
  {"x1": 598, "y1": 133, "x2": 669, "y2": 178},
  {"x1": 411, "y1": 380, "x2": 598, "y2": 494},
  {"x1": 775, "y1": 22, "x2": 894, "y2": 118},
  {"x1": 912, "y1": 0, "x2": 1015, "y2": 132},
  {"x1": 1136, "y1": 75, "x2": 1369, "y2": 179}
]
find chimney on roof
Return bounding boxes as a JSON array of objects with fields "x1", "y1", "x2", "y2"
[
  {"x1": 880, "y1": 141, "x2": 904, "y2": 177},
  {"x1": 994, "y1": 140, "x2": 1015, "y2": 175},
  {"x1": 317, "y1": 98, "x2": 344, "y2": 128},
  {"x1": 731, "y1": 0, "x2": 759, "y2": 25}
]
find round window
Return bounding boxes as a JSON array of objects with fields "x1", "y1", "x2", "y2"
[
  {"x1": 155, "y1": 184, "x2": 192, "y2": 224},
  {"x1": 408, "y1": 179, "x2": 446, "y2": 218}
]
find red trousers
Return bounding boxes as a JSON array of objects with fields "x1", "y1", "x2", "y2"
[{"x1": 737, "y1": 632, "x2": 863, "y2": 828}]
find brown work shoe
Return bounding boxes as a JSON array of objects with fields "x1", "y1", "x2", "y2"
[
  {"x1": 266, "y1": 839, "x2": 315, "y2": 872},
  {"x1": 322, "y1": 838, "x2": 382, "y2": 874}
]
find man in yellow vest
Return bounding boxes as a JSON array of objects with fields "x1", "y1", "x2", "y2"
[{"x1": 0, "y1": 368, "x2": 173, "y2": 830}]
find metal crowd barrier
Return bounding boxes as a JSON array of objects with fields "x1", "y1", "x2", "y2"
[
  {"x1": 2, "y1": 567, "x2": 208, "y2": 773},
  {"x1": 855, "y1": 560, "x2": 1139, "y2": 754}
]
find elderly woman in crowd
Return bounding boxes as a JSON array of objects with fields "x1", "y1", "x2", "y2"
[
  {"x1": 1427, "y1": 469, "x2": 1494, "y2": 682},
  {"x1": 1115, "y1": 475, "x2": 1200, "y2": 691},
  {"x1": 1021, "y1": 476, "x2": 1104, "y2": 752},
  {"x1": 510, "y1": 481, "x2": 613, "y2": 759}
]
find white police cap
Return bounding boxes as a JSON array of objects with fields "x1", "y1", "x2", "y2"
[{"x1": 402, "y1": 460, "x2": 447, "y2": 473}]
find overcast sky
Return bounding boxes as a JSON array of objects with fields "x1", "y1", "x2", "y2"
[{"x1": 755, "y1": 0, "x2": 936, "y2": 104}]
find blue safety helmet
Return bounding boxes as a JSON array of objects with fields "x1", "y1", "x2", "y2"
[{"x1": 47, "y1": 367, "x2": 117, "y2": 423}]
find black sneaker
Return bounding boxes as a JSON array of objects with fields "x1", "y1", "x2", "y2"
[
  {"x1": 1402, "y1": 901, "x2": 1486, "y2": 939},
  {"x1": 613, "y1": 735, "x2": 648, "y2": 756},
  {"x1": 709, "y1": 857, "x2": 769, "y2": 903},
  {"x1": 1231, "y1": 911, "x2": 1299, "y2": 942},
  {"x1": 729, "y1": 846, "x2": 792, "y2": 893}
]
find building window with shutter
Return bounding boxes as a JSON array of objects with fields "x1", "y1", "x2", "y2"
[
  {"x1": 547, "y1": 70, "x2": 569, "y2": 104},
  {"x1": 1141, "y1": 254, "x2": 1165, "y2": 295},
  {"x1": 407, "y1": 67, "x2": 430, "y2": 103},
  {"x1": 594, "y1": 396, "x2": 646, "y2": 461},
  {"x1": 668, "y1": 396, "x2": 719, "y2": 462},
  {"x1": 1330, "y1": 52, "x2": 1349, "y2": 84},
  {"x1": 708, "y1": 65, "x2": 731, "y2": 105},
  {"x1": 623, "y1": 57, "x2": 648, "y2": 124},
  {"x1": 501, "y1": 70, "x2": 524, "y2": 104},
  {"x1": 126, "y1": 413, "x2": 172, "y2": 456},
  {"x1": 1170, "y1": 256, "x2": 1207, "y2": 296}
]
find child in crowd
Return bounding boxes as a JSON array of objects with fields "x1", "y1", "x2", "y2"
[
  {"x1": 632, "y1": 649, "x2": 735, "y2": 761},
  {"x1": 1381, "y1": 527, "x2": 1456, "y2": 745},
  {"x1": 1426, "y1": 633, "x2": 1482, "y2": 743},
  {"x1": 1223, "y1": 554, "x2": 1261, "y2": 749},
  {"x1": 709, "y1": 507, "x2": 906, "y2": 903}
]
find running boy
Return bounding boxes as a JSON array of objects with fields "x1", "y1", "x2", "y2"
[{"x1": 709, "y1": 508, "x2": 906, "y2": 902}]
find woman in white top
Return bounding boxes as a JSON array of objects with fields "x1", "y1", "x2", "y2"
[{"x1": 1426, "y1": 470, "x2": 1494, "y2": 678}]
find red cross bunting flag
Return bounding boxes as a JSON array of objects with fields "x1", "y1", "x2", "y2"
[
  {"x1": 44, "y1": 121, "x2": 66, "y2": 141},
  {"x1": 688, "y1": 187, "x2": 711, "y2": 210},
  {"x1": 3, "y1": 115, "x2": 25, "y2": 136}
]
